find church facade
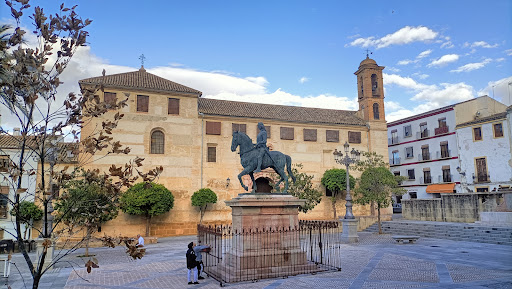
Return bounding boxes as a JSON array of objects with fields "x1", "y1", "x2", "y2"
[{"x1": 79, "y1": 57, "x2": 389, "y2": 237}]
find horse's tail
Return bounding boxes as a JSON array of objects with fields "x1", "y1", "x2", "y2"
[{"x1": 286, "y1": 154, "x2": 296, "y2": 183}]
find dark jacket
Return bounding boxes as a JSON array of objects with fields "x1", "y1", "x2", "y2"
[{"x1": 186, "y1": 248, "x2": 197, "y2": 269}]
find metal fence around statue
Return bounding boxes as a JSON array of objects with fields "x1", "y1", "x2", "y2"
[{"x1": 197, "y1": 220, "x2": 342, "y2": 286}]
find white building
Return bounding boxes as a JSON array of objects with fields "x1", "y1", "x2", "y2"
[
  {"x1": 456, "y1": 109, "x2": 512, "y2": 192},
  {"x1": 387, "y1": 96, "x2": 508, "y2": 201}
]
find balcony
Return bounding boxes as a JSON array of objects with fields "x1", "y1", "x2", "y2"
[
  {"x1": 438, "y1": 174, "x2": 452, "y2": 183},
  {"x1": 436, "y1": 150, "x2": 451, "y2": 159},
  {"x1": 389, "y1": 157, "x2": 401, "y2": 165},
  {"x1": 420, "y1": 176, "x2": 432, "y2": 184},
  {"x1": 418, "y1": 153, "x2": 430, "y2": 161},
  {"x1": 388, "y1": 136, "x2": 400, "y2": 145},
  {"x1": 473, "y1": 173, "x2": 490, "y2": 183},
  {"x1": 435, "y1": 125, "x2": 449, "y2": 135},
  {"x1": 416, "y1": 129, "x2": 429, "y2": 139}
]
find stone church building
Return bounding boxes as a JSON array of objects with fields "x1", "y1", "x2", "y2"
[{"x1": 79, "y1": 56, "x2": 389, "y2": 237}]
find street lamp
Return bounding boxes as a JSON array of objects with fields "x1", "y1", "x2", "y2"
[
  {"x1": 42, "y1": 141, "x2": 58, "y2": 237},
  {"x1": 333, "y1": 142, "x2": 361, "y2": 219}
]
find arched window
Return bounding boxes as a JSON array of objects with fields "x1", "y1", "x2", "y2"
[
  {"x1": 373, "y1": 103, "x2": 380, "y2": 120},
  {"x1": 360, "y1": 77, "x2": 364, "y2": 96},
  {"x1": 151, "y1": 130, "x2": 164, "y2": 154},
  {"x1": 371, "y1": 74, "x2": 378, "y2": 92}
]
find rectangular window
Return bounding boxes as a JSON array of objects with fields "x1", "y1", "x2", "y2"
[
  {"x1": 0, "y1": 155, "x2": 9, "y2": 172},
  {"x1": 303, "y1": 129, "x2": 317, "y2": 141},
  {"x1": 438, "y1": 118, "x2": 447, "y2": 128},
  {"x1": 423, "y1": 169, "x2": 431, "y2": 184},
  {"x1": 137, "y1": 95, "x2": 149, "y2": 112},
  {"x1": 494, "y1": 123, "x2": 504, "y2": 138},
  {"x1": 475, "y1": 157, "x2": 488, "y2": 182},
  {"x1": 392, "y1": 151, "x2": 400, "y2": 165},
  {"x1": 404, "y1": 125, "x2": 412, "y2": 138},
  {"x1": 325, "y1": 188, "x2": 333, "y2": 197},
  {"x1": 168, "y1": 98, "x2": 179, "y2": 115},
  {"x1": 420, "y1": 123, "x2": 428, "y2": 138},
  {"x1": 393, "y1": 171, "x2": 400, "y2": 176},
  {"x1": 473, "y1": 127, "x2": 482, "y2": 141},
  {"x1": 206, "y1": 121, "x2": 221, "y2": 135},
  {"x1": 326, "y1": 130, "x2": 339, "y2": 142},
  {"x1": 207, "y1": 147, "x2": 216, "y2": 162},
  {"x1": 442, "y1": 167, "x2": 451, "y2": 182},
  {"x1": 407, "y1": 169, "x2": 415, "y2": 180},
  {"x1": 440, "y1": 142, "x2": 449, "y2": 158},
  {"x1": 476, "y1": 187, "x2": 489, "y2": 193},
  {"x1": 348, "y1": 131, "x2": 361, "y2": 144},
  {"x1": 391, "y1": 130, "x2": 398, "y2": 144},
  {"x1": 257, "y1": 125, "x2": 271, "y2": 139},
  {"x1": 280, "y1": 127, "x2": 294, "y2": 140},
  {"x1": 232, "y1": 123, "x2": 247, "y2": 134},
  {"x1": 405, "y1": 147, "x2": 414, "y2": 159},
  {"x1": 104, "y1": 92, "x2": 117, "y2": 107},
  {"x1": 0, "y1": 186, "x2": 8, "y2": 219},
  {"x1": 421, "y1": 145, "x2": 430, "y2": 161}
]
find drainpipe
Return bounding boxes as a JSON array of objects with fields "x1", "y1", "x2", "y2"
[{"x1": 199, "y1": 112, "x2": 204, "y2": 188}]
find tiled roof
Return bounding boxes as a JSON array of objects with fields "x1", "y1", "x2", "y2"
[
  {"x1": 456, "y1": 111, "x2": 507, "y2": 128},
  {"x1": 79, "y1": 67, "x2": 202, "y2": 96},
  {"x1": 198, "y1": 98, "x2": 366, "y2": 126},
  {"x1": 0, "y1": 135, "x2": 78, "y2": 163}
]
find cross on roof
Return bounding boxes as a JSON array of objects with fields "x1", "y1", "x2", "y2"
[
  {"x1": 139, "y1": 54, "x2": 146, "y2": 67},
  {"x1": 365, "y1": 49, "x2": 373, "y2": 58}
]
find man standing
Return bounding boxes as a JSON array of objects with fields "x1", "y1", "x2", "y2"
[
  {"x1": 193, "y1": 241, "x2": 210, "y2": 280},
  {"x1": 254, "y1": 122, "x2": 268, "y2": 173}
]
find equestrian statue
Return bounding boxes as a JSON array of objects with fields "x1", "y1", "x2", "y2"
[{"x1": 231, "y1": 122, "x2": 295, "y2": 193}]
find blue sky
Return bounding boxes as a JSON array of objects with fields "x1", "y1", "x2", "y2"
[{"x1": 1, "y1": 0, "x2": 511, "y2": 124}]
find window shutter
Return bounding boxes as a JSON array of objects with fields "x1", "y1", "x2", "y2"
[
  {"x1": 348, "y1": 131, "x2": 361, "y2": 144},
  {"x1": 137, "y1": 95, "x2": 149, "y2": 112},
  {"x1": 232, "y1": 123, "x2": 247, "y2": 134},
  {"x1": 303, "y1": 129, "x2": 317, "y2": 141},
  {"x1": 104, "y1": 92, "x2": 117, "y2": 107},
  {"x1": 207, "y1": 147, "x2": 217, "y2": 162},
  {"x1": 280, "y1": 127, "x2": 294, "y2": 140},
  {"x1": 168, "y1": 98, "x2": 179, "y2": 115},
  {"x1": 494, "y1": 123, "x2": 503, "y2": 137},
  {"x1": 206, "y1": 121, "x2": 221, "y2": 135},
  {"x1": 326, "y1": 130, "x2": 339, "y2": 142},
  {"x1": 258, "y1": 125, "x2": 271, "y2": 139}
]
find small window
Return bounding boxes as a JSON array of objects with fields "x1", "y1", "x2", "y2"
[
  {"x1": 206, "y1": 122, "x2": 221, "y2": 135},
  {"x1": 137, "y1": 95, "x2": 149, "y2": 112},
  {"x1": 393, "y1": 171, "x2": 400, "y2": 176},
  {"x1": 348, "y1": 131, "x2": 361, "y2": 144},
  {"x1": 404, "y1": 125, "x2": 412, "y2": 137},
  {"x1": 420, "y1": 123, "x2": 428, "y2": 138},
  {"x1": 207, "y1": 147, "x2": 216, "y2": 162},
  {"x1": 258, "y1": 125, "x2": 271, "y2": 139},
  {"x1": 232, "y1": 123, "x2": 247, "y2": 134},
  {"x1": 423, "y1": 169, "x2": 431, "y2": 184},
  {"x1": 371, "y1": 74, "x2": 378, "y2": 93},
  {"x1": 473, "y1": 127, "x2": 482, "y2": 141},
  {"x1": 409, "y1": 192, "x2": 417, "y2": 199},
  {"x1": 326, "y1": 130, "x2": 339, "y2": 142},
  {"x1": 494, "y1": 123, "x2": 503, "y2": 138},
  {"x1": 0, "y1": 155, "x2": 9, "y2": 172},
  {"x1": 280, "y1": 127, "x2": 294, "y2": 140},
  {"x1": 104, "y1": 92, "x2": 117, "y2": 108},
  {"x1": 150, "y1": 130, "x2": 165, "y2": 154},
  {"x1": 421, "y1": 145, "x2": 430, "y2": 161},
  {"x1": 407, "y1": 169, "x2": 415, "y2": 180},
  {"x1": 440, "y1": 142, "x2": 449, "y2": 158},
  {"x1": 438, "y1": 118, "x2": 447, "y2": 128},
  {"x1": 442, "y1": 167, "x2": 451, "y2": 182},
  {"x1": 325, "y1": 188, "x2": 333, "y2": 197},
  {"x1": 476, "y1": 187, "x2": 489, "y2": 193},
  {"x1": 303, "y1": 129, "x2": 317, "y2": 142},
  {"x1": 373, "y1": 103, "x2": 380, "y2": 120},
  {"x1": 405, "y1": 147, "x2": 414, "y2": 158},
  {"x1": 168, "y1": 98, "x2": 179, "y2": 115},
  {"x1": 0, "y1": 186, "x2": 8, "y2": 219}
]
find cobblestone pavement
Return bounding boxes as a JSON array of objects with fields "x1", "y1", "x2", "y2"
[{"x1": 2, "y1": 233, "x2": 512, "y2": 289}]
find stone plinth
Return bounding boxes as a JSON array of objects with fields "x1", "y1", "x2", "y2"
[
  {"x1": 340, "y1": 218, "x2": 359, "y2": 243},
  {"x1": 221, "y1": 193, "x2": 320, "y2": 282}
]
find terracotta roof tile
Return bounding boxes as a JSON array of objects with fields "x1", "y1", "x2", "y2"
[
  {"x1": 79, "y1": 68, "x2": 202, "y2": 96},
  {"x1": 0, "y1": 135, "x2": 78, "y2": 163},
  {"x1": 198, "y1": 98, "x2": 366, "y2": 126}
]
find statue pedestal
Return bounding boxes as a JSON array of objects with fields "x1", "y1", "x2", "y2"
[
  {"x1": 34, "y1": 238, "x2": 55, "y2": 270},
  {"x1": 219, "y1": 193, "x2": 320, "y2": 282},
  {"x1": 340, "y1": 218, "x2": 359, "y2": 243}
]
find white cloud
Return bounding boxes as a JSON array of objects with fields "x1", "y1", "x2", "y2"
[
  {"x1": 506, "y1": 49, "x2": 512, "y2": 56},
  {"x1": 477, "y1": 76, "x2": 512, "y2": 106},
  {"x1": 440, "y1": 41, "x2": 454, "y2": 49},
  {"x1": 471, "y1": 41, "x2": 498, "y2": 48},
  {"x1": 450, "y1": 58, "x2": 492, "y2": 73},
  {"x1": 347, "y1": 26, "x2": 438, "y2": 49},
  {"x1": 496, "y1": 58, "x2": 505, "y2": 62},
  {"x1": 427, "y1": 54, "x2": 459, "y2": 67},
  {"x1": 299, "y1": 77, "x2": 309, "y2": 84},
  {"x1": 417, "y1": 49, "x2": 432, "y2": 59},
  {"x1": 386, "y1": 67, "x2": 401, "y2": 73},
  {"x1": 412, "y1": 72, "x2": 429, "y2": 79},
  {"x1": 397, "y1": 59, "x2": 415, "y2": 65}
]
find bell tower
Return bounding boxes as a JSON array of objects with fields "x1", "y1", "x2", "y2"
[{"x1": 354, "y1": 55, "x2": 385, "y2": 122}]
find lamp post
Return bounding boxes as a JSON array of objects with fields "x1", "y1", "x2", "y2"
[{"x1": 333, "y1": 142, "x2": 360, "y2": 243}]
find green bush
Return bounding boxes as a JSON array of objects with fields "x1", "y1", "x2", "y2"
[{"x1": 191, "y1": 188, "x2": 217, "y2": 223}]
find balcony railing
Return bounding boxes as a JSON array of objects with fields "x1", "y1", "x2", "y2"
[
  {"x1": 438, "y1": 174, "x2": 452, "y2": 183},
  {"x1": 435, "y1": 125, "x2": 449, "y2": 135},
  {"x1": 473, "y1": 173, "x2": 490, "y2": 183},
  {"x1": 436, "y1": 150, "x2": 451, "y2": 159},
  {"x1": 418, "y1": 153, "x2": 430, "y2": 161},
  {"x1": 388, "y1": 136, "x2": 400, "y2": 145},
  {"x1": 417, "y1": 129, "x2": 429, "y2": 139},
  {"x1": 389, "y1": 157, "x2": 401, "y2": 165},
  {"x1": 420, "y1": 176, "x2": 432, "y2": 184}
]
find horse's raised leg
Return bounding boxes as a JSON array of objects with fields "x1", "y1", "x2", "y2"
[
  {"x1": 238, "y1": 167, "x2": 253, "y2": 191},
  {"x1": 249, "y1": 172, "x2": 257, "y2": 193}
]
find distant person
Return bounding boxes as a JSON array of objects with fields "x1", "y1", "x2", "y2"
[
  {"x1": 193, "y1": 240, "x2": 211, "y2": 280},
  {"x1": 136, "y1": 234, "x2": 144, "y2": 248},
  {"x1": 186, "y1": 242, "x2": 199, "y2": 285}
]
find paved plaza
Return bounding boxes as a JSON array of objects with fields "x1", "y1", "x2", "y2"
[{"x1": 1, "y1": 232, "x2": 511, "y2": 289}]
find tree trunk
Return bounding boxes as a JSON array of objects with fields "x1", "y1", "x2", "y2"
[
  {"x1": 85, "y1": 228, "x2": 91, "y2": 257},
  {"x1": 331, "y1": 197, "x2": 337, "y2": 219},
  {"x1": 377, "y1": 205, "x2": 382, "y2": 234},
  {"x1": 146, "y1": 216, "x2": 151, "y2": 237}
]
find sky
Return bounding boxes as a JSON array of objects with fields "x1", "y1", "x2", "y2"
[{"x1": 1, "y1": 0, "x2": 512, "y2": 128}]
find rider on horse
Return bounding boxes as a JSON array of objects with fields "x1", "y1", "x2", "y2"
[{"x1": 254, "y1": 122, "x2": 268, "y2": 173}]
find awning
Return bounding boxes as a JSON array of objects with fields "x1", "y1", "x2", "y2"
[{"x1": 426, "y1": 183, "x2": 455, "y2": 194}]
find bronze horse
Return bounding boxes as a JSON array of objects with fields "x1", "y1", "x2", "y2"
[{"x1": 231, "y1": 131, "x2": 295, "y2": 193}]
